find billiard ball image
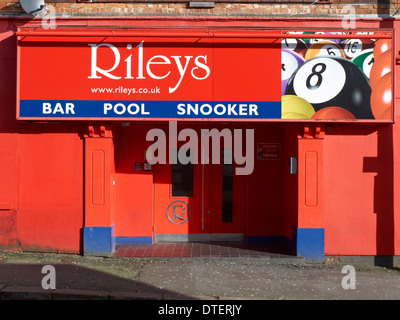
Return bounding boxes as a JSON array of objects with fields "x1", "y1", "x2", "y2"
[
  {"x1": 305, "y1": 41, "x2": 346, "y2": 61},
  {"x1": 281, "y1": 49, "x2": 305, "y2": 95},
  {"x1": 370, "y1": 72, "x2": 392, "y2": 120},
  {"x1": 369, "y1": 50, "x2": 391, "y2": 88},
  {"x1": 373, "y1": 39, "x2": 391, "y2": 60},
  {"x1": 329, "y1": 32, "x2": 351, "y2": 44},
  {"x1": 352, "y1": 49, "x2": 374, "y2": 79},
  {"x1": 281, "y1": 38, "x2": 308, "y2": 58},
  {"x1": 285, "y1": 56, "x2": 374, "y2": 119},
  {"x1": 281, "y1": 95, "x2": 315, "y2": 119},
  {"x1": 299, "y1": 32, "x2": 314, "y2": 45},
  {"x1": 308, "y1": 32, "x2": 341, "y2": 46},
  {"x1": 311, "y1": 106, "x2": 356, "y2": 120},
  {"x1": 342, "y1": 38, "x2": 374, "y2": 59}
]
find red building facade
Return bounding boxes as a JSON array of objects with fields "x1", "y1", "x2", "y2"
[{"x1": 0, "y1": 0, "x2": 399, "y2": 261}]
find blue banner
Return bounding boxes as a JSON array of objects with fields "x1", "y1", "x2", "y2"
[{"x1": 19, "y1": 100, "x2": 281, "y2": 120}]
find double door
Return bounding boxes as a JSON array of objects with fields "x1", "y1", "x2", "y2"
[{"x1": 154, "y1": 124, "x2": 245, "y2": 242}]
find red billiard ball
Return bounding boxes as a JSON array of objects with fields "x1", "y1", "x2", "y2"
[
  {"x1": 373, "y1": 39, "x2": 392, "y2": 60},
  {"x1": 370, "y1": 72, "x2": 392, "y2": 120},
  {"x1": 369, "y1": 50, "x2": 392, "y2": 88},
  {"x1": 311, "y1": 106, "x2": 356, "y2": 120}
]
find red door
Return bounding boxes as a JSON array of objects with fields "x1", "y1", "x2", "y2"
[{"x1": 154, "y1": 124, "x2": 245, "y2": 242}]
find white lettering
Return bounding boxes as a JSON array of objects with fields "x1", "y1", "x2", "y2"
[
  {"x1": 228, "y1": 104, "x2": 238, "y2": 115},
  {"x1": 114, "y1": 103, "x2": 125, "y2": 115},
  {"x1": 103, "y1": 103, "x2": 148, "y2": 115},
  {"x1": 239, "y1": 104, "x2": 247, "y2": 115},
  {"x1": 66, "y1": 103, "x2": 75, "y2": 114},
  {"x1": 89, "y1": 42, "x2": 211, "y2": 93},
  {"x1": 249, "y1": 104, "x2": 259, "y2": 115},
  {"x1": 157, "y1": 304, "x2": 192, "y2": 317},
  {"x1": 137, "y1": 41, "x2": 145, "y2": 79},
  {"x1": 42, "y1": 102, "x2": 75, "y2": 115},
  {"x1": 127, "y1": 103, "x2": 139, "y2": 115},
  {"x1": 147, "y1": 55, "x2": 171, "y2": 80},
  {"x1": 104, "y1": 103, "x2": 113, "y2": 114},
  {"x1": 88, "y1": 43, "x2": 122, "y2": 80},
  {"x1": 176, "y1": 103, "x2": 259, "y2": 117},
  {"x1": 202, "y1": 305, "x2": 242, "y2": 316},
  {"x1": 125, "y1": 54, "x2": 134, "y2": 79},
  {"x1": 192, "y1": 55, "x2": 211, "y2": 80},
  {"x1": 177, "y1": 103, "x2": 186, "y2": 115},
  {"x1": 42, "y1": 103, "x2": 52, "y2": 114},
  {"x1": 169, "y1": 56, "x2": 193, "y2": 93}
]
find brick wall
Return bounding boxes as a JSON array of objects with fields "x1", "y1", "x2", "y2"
[{"x1": 0, "y1": 0, "x2": 399, "y2": 17}]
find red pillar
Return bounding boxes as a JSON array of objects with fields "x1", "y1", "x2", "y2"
[
  {"x1": 296, "y1": 124, "x2": 325, "y2": 261},
  {"x1": 83, "y1": 125, "x2": 116, "y2": 256}
]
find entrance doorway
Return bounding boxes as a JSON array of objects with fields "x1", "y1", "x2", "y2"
[{"x1": 153, "y1": 124, "x2": 246, "y2": 242}]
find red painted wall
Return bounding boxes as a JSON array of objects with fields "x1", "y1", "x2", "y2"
[
  {"x1": 0, "y1": 17, "x2": 398, "y2": 256},
  {"x1": 18, "y1": 127, "x2": 83, "y2": 252},
  {"x1": 321, "y1": 19, "x2": 400, "y2": 255},
  {"x1": 323, "y1": 124, "x2": 396, "y2": 255},
  {"x1": 246, "y1": 124, "x2": 285, "y2": 237},
  {"x1": 114, "y1": 123, "x2": 154, "y2": 239},
  {"x1": 0, "y1": 20, "x2": 84, "y2": 253}
]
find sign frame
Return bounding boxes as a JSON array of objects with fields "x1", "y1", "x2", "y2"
[{"x1": 16, "y1": 27, "x2": 395, "y2": 123}]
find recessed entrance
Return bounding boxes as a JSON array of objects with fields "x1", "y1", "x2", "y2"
[
  {"x1": 153, "y1": 124, "x2": 246, "y2": 242},
  {"x1": 113, "y1": 122, "x2": 299, "y2": 255}
]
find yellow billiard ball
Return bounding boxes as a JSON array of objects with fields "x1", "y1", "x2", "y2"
[{"x1": 305, "y1": 41, "x2": 345, "y2": 61}]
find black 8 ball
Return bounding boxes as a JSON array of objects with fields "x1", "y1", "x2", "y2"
[{"x1": 285, "y1": 56, "x2": 374, "y2": 119}]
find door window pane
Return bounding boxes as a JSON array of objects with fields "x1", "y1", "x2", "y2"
[
  {"x1": 171, "y1": 149, "x2": 194, "y2": 197},
  {"x1": 222, "y1": 149, "x2": 233, "y2": 223}
]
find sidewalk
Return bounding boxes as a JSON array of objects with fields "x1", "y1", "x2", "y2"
[{"x1": 0, "y1": 250, "x2": 399, "y2": 300}]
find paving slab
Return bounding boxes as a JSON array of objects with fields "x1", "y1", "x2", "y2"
[
  {"x1": 138, "y1": 259, "x2": 400, "y2": 300},
  {"x1": 0, "y1": 251, "x2": 399, "y2": 300}
]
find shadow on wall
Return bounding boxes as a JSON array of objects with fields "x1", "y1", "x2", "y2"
[
  {"x1": 363, "y1": 125, "x2": 394, "y2": 268},
  {"x1": 366, "y1": 15, "x2": 396, "y2": 268},
  {"x1": 377, "y1": 0, "x2": 392, "y2": 18}
]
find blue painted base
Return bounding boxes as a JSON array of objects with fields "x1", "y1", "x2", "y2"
[
  {"x1": 83, "y1": 225, "x2": 115, "y2": 256},
  {"x1": 115, "y1": 236, "x2": 153, "y2": 244},
  {"x1": 294, "y1": 227, "x2": 325, "y2": 262}
]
